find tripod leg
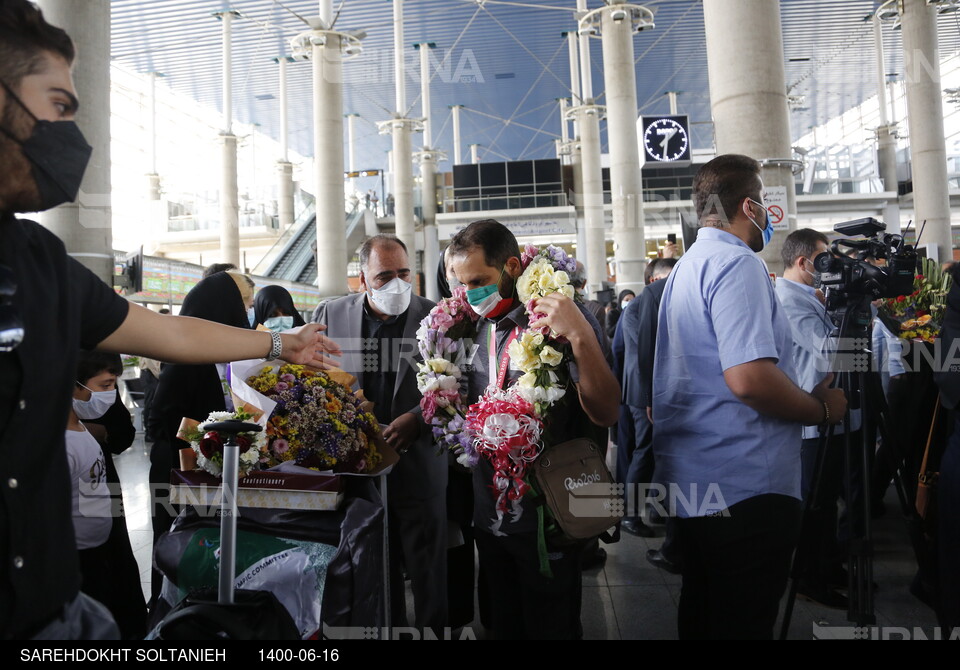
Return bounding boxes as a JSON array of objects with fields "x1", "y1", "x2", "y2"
[{"x1": 779, "y1": 423, "x2": 836, "y2": 639}]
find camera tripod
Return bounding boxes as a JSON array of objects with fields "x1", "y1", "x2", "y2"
[{"x1": 779, "y1": 302, "x2": 918, "y2": 638}]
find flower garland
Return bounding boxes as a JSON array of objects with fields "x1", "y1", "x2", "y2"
[
  {"x1": 417, "y1": 244, "x2": 578, "y2": 525},
  {"x1": 416, "y1": 286, "x2": 480, "y2": 466}
]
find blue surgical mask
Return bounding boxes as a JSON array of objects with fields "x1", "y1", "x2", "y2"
[
  {"x1": 748, "y1": 199, "x2": 774, "y2": 249},
  {"x1": 263, "y1": 316, "x2": 294, "y2": 332},
  {"x1": 247, "y1": 307, "x2": 256, "y2": 327}
]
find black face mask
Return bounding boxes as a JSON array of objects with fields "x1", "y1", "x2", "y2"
[{"x1": 0, "y1": 80, "x2": 91, "y2": 210}]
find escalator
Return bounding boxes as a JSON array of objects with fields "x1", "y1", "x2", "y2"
[{"x1": 264, "y1": 205, "x2": 366, "y2": 285}]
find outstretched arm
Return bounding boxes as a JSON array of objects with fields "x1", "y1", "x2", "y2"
[{"x1": 97, "y1": 303, "x2": 342, "y2": 368}]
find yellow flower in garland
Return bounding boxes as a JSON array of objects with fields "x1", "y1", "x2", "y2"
[
  {"x1": 539, "y1": 345, "x2": 563, "y2": 367},
  {"x1": 508, "y1": 331, "x2": 544, "y2": 372}
]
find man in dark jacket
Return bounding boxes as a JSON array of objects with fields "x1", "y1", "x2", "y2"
[
  {"x1": 618, "y1": 259, "x2": 677, "y2": 553},
  {"x1": 0, "y1": 1, "x2": 339, "y2": 639}
]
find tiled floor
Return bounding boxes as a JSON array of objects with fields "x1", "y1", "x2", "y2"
[{"x1": 113, "y1": 436, "x2": 941, "y2": 639}]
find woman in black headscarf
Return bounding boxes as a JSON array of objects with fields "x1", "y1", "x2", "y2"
[
  {"x1": 145, "y1": 271, "x2": 251, "y2": 603},
  {"x1": 605, "y1": 288, "x2": 636, "y2": 338},
  {"x1": 253, "y1": 284, "x2": 306, "y2": 331}
]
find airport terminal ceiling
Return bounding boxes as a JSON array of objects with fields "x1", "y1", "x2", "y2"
[{"x1": 109, "y1": 0, "x2": 960, "y2": 172}]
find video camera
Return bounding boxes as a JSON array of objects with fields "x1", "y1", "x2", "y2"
[{"x1": 813, "y1": 217, "x2": 917, "y2": 335}]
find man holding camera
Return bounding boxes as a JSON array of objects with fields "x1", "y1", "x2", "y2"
[
  {"x1": 776, "y1": 228, "x2": 859, "y2": 610},
  {"x1": 652, "y1": 155, "x2": 847, "y2": 639}
]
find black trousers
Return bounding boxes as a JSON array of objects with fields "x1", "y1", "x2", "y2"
[
  {"x1": 77, "y1": 524, "x2": 147, "y2": 640},
  {"x1": 474, "y1": 530, "x2": 582, "y2": 640},
  {"x1": 676, "y1": 493, "x2": 801, "y2": 640},
  {"x1": 798, "y1": 432, "x2": 858, "y2": 585}
]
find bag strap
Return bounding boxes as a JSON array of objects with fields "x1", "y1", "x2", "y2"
[{"x1": 919, "y1": 396, "x2": 941, "y2": 485}]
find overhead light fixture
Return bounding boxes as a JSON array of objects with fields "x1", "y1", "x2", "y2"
[
  {"x1": 611, "y1": 9, "x2": 627, "y2": 22},
  {"x1": 876, "y1": 1, "x2": 901, "y2": 22}
]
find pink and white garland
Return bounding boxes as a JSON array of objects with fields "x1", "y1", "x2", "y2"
[{"x1": 417, "y1": 245, "x2": 580, "y2": 525}]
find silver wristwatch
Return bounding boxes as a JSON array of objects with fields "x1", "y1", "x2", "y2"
[{"x1": 265, "y1": 331, "x2": 283, "y2": 361}]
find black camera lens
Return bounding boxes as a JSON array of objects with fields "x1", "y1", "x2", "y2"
[{"x1": 813, "y1": 252, "x2": 839, "y2": 273}]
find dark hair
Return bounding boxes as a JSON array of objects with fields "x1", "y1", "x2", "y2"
[
  {"x1": 781, "y1": 228, "x2": 829, "y2": 269},
  {"x1": 447, "y1": 219, "x2": 520, "y2": 270},
  {"x1": 652, "y1": 257, "x2": 677, "y2": 279},
  {"x1": 202, "y1": 262, "x2": 237, "y2": 278},
  {"x1": 0, "y1": 1, "x2": 74, "y2": 89},
  {"x1": 158, "y1": 307, "x2": 170, "y2": 315},
  {"x1": 76, "y1": 350, "x2": 122, "y2": 385},
  {"x1": 692, "y1": 154, "x2": 763, "y2": 228},
  {"x1": 644, "y1": 258, "x2": 659, "y2": 285},
  {"x1": 358, "y1": 234, "x2": 407, "y2": 272}
]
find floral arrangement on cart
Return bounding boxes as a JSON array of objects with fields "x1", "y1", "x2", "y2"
[
  {"x1": 879, "y1": 256, "x2": 952, "y2": 343},
  {"x1": 177, "y1": 362, "x2": 393, "y2": 482}
]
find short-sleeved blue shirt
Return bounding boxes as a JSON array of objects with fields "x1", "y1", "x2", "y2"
[{"x1": 651, "y1": 227, "x2": 800, "y2": 517}]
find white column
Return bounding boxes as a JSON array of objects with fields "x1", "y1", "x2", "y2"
[
  {"x1": 567, "y1": 31, "x2": 581, "y2": 139},
  {"x1": 347, "y1": 112, "x2": 358, "y2": 194},
  {"x1": 559, "y1": 98, "x2": 569, "y2": 144},
  {"x1": 471, "y1": 143, "x2": 480, "y2": 164},
  {"x1": 146, "y1": 72, "x2": 161, "y2": 201},
  {"x1": 874, "y1": 16, "x2": 900, "y2": 234},
  {"x1": 219, "y1": 134, "x2": 240, "y2": 267},
  {"x1": 216, "y1": 11, "x2": 240, "y2": 267},
  {"x1": 391, "y1": 0, "x2": 415, "y2": 255},
  {"x1": 419, "y1": 43, "x2": 439, "y2": 300},
  {"x1": 901, "y1": 0, "x2": 952, "y2": 259},
  {"x1": 277, "y1": 56, "x2": 294, "y2": 231},
  {"x1": 149, "y1": 72, "x2": 158, "y2": 176},
  {"x1": 703, "y1": 0, "x2": 795, "y2": 271},
  {"x1": 37, "y1": 0, "x2": 113, "y2": 282},
  {"x1": 579, "y1": 111, "x2": 605, "y2": 295},
  {"x1": 419, "y1": 45, "x2": 433, "y2": 149},
  {"x1": 452, "y1": 104, "x2": 463, "y2": 164},
  {"x1": 314, "y1": 2, "x2": 348, "y2": 296},
  {"x1": 568, "y1": 31, "x2": 581, "y2": 104},
  {"x1": 576, "y1": 0, "x2": 605, "y2": 295},
  {"x1": 601, "y1": 6, "x2": 646, "y2": 295}
]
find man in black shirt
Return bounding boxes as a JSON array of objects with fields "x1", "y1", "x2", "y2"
[
  {"x1": 0, "y1": 1, "x2": 341, "y2": 639},
  {"x1": 313, "y1": 235, "x2": 447, "y2": 631},
  {"x1": 446, "y1": 219, "x2": 618, "y2": 639}
]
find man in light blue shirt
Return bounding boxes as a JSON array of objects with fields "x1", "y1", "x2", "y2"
[
  {"x1": 776, "y1": 228, "x2": 860, "y2": 610},
  {"x1": 652, "y1": 155, "x2": 847, "y2": 639}
]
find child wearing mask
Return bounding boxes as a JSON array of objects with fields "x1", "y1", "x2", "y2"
[{"x1": 67, "y1": 351, "x2": 145, "y2": 638}]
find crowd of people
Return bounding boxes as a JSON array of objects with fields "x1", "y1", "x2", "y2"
[{"x1": 1, "y1": 0, "x2": 957, "y2": 642}]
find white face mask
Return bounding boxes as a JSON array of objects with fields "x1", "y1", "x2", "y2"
[
  {"x1": 368, "y1": 277, "x2": 412, "y2": 316},
  {"x1": 247, "y1": 307, "x2": 256, "y2": 327},
  {"x1": 73, "y1": 383, "x2": 115, "y2": 420},
  {"x1": 263, "y1": 316, "x2": 294, "y2": 332}
]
